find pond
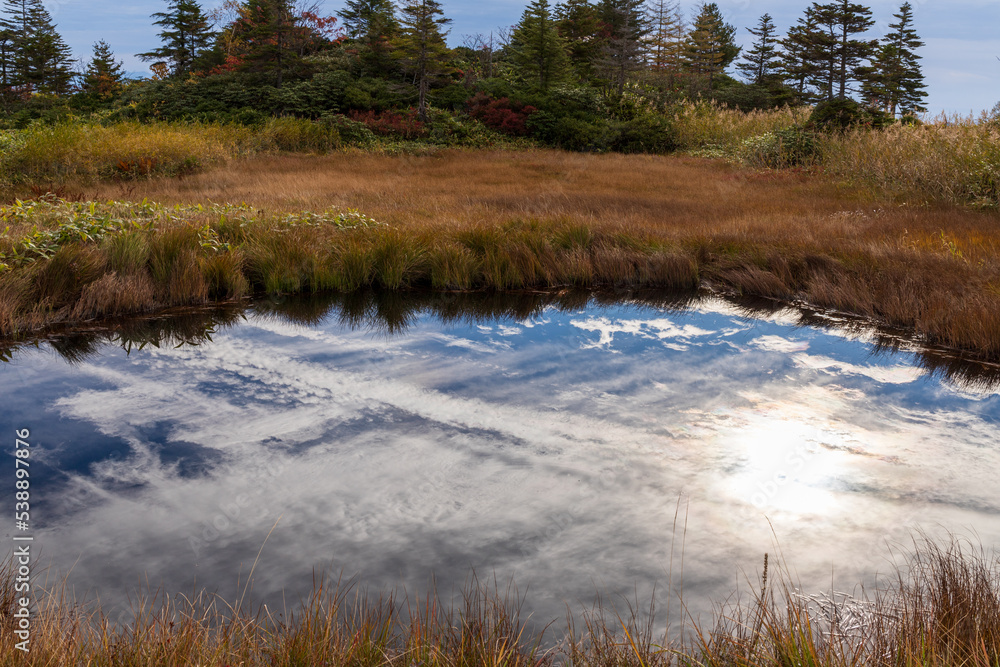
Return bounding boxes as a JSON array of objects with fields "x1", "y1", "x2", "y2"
[{"x1": 2, "y1": 290, "x2": 999, "y2": 632}]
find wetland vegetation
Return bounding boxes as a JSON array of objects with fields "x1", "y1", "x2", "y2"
[
  {"x1": 2, "y1": 0, "x2": 1000, "y2": 662},
  {"x1": 2, "y1": 142, "x2": 999, "y2": 361}
]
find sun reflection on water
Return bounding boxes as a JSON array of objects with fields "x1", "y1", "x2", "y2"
[{"x1": 717, "y1": 405, "x2": 856, "y2": 521}]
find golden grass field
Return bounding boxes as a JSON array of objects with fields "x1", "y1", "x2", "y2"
[
  {"x1": 1, "y1": 146, "x2": 998, "y2": 360},
  {"x1": 71, "y1": 148, "x2": 999, "y2": 358}
]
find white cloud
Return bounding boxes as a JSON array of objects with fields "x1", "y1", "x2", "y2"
[
  {"x1": 26, "y1": 298, "x2": 1000, "y2": 630},
  {"x1": 793, "y1": 353, "x2": 925, "y2": 385}
]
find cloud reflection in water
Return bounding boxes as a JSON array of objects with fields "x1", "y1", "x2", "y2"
[{"x1": 2, "y1": 294, "x2": 998, "y2": 628}]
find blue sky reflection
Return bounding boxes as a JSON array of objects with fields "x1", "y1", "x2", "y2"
[{"x1": 1, "y1": 296, "x2": 998, "y2": 627}]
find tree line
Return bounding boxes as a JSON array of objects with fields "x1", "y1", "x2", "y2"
[{"x1": 0, "y1": 0, "x2": 926, "y2": 131}]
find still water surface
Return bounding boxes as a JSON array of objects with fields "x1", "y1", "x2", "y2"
[{"x1": 2, "y1": 291, "x2": 999, "y2": 628}]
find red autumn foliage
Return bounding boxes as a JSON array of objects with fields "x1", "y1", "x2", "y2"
[
  {"x1": 300, "y1": 11, "x2": 343, "y2": 41},
  {"x1": 204, "y1": 55, "x2": 244, "y2": 77},
  {"x1": 467, "y1": 93, "x2": 537, "y2": 136},
  {"x1": 348, "y1": 109, "x2": 428, "y2": 139}
]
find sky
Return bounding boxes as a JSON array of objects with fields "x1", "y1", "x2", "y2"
[{"x1": 43, "y1": 0, "x2": 1000, "y2": 117}]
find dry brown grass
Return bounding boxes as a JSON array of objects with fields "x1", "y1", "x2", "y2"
[
  {"x1": 76, "y1": 148, "x2": 1000, "y2": 359},
  {"x1": 2, "y1": 535, "x2": 999, "y2": 666}
]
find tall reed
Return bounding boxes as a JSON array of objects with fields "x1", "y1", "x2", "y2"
[
  {"x1": 669, "y1": 101, "x2": 810, "y2": 153},
  {"x1": 820, "y1": 121, "x2": 1000, "y2": 206}
]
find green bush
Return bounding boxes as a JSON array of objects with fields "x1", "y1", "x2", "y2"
[
  {"x1": 0, "y1": 94, "x2": 74, "y2": 129},
  {"x1": 320, "y1": 113, "x2": 377, "y2": 147},
  {"x1": 739, "y1": 126, "x2": 819, "y2": 168},
  {"x1": 611, "y1": 113, "x2": 677, "y2": 154},
  {"x1": 261, "y1": 117, "x2": 341, "y2": 152},
  {"x1": 809, "y1": 98, "x2": 893, "y2": 132},
  {"x1": 527, "y1": 111, "x2": 611, "y2": 151},
  {"x1": 429, "y1": 83, "x2": 473, "y2": 111},
  {"x1": 710, "y1": 78, "x2": 801, "y2": 112}
]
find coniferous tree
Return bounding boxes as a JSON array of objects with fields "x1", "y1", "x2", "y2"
[
  {"x1": 81, "y1": 40, "x2": 125, "y2": 101},
  {"x1": 1, "y1": 0, "x2": 73, "y2": 93},
  {"x1": 137, "y1": 0, "x2": 215, "y2": 78},
  {"x1": 736, "y1": 13, "x2": 781, "y2": 85},
  {"x1": 0, "y1": 0, "x2": 28, "y2": 89},
  {"x1": 683, "y1": 2, "x2": 739, "y2": 87},
  {"x1": 554, "y1": 0, "x2": 601, "y2": 83},
  {"x1": 780, "y1": 6, "x2": 824, "y2": 99},
  {"x1": 16, "y1": 0, "x2": 73, "y2": 94},
  {"x1": 597, "y1": 0, "x2": 648, "y2": 95},
  {"x1": 239, "y1": 0, "x2": 297, "y2": 86},
  {"x1": 510, "y1": 0, "x2": 571, "y2": 91},
  {"x1": 232, "y1": 0, "x2": 334, "y2": 87},
  {"x1": 395, "y1": 0, "x2": 452, "y2": 121},
  {"x1": 0, "y1": 26, "x2": 15, "y2": 89},
  {"x1": 646, "y1": 0, "x2": 685, "y2": 82},
  {"x1": 336, "y1": 0, "x2": 398, "y2": 77},
  {"x1": 864, "y1": 1, "x2": 925, "y2": 115},
  {"x1": 814, "y1": 0, "x2": 874, "y2": 100}
]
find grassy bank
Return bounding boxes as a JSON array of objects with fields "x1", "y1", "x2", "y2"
[
  {"x1": 2, "y1": 536, "x2": 998, "y2": 665},
  {"x1": 2, "y1": 149, "x2": 998, "y2": 360}
]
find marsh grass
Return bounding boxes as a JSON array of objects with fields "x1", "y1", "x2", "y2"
[
  {"x1": 2, "y1": 536, "x2": 998, "y2": 665},
  {"x1": 2, "y1": 149, "x2": 999, "y2": 359},
  {"x1": 820, "y1": 121, "x2": 1000, "y2": 207},
  {"x1": 89, "y1": 149, "x2": 1000, "y2": 359},
  {"x1": 1, "y1": 108, "x2": 999, "y2": 210},
  {"x1": 668, "y1": 102, "x2": 1000, "y2": 207},
  {"x1": 669, "y1": 101, "x2": 811, "y2": 154},
  {"x1": 0, "y1": 122, "x2": 242, "y2": 185}
]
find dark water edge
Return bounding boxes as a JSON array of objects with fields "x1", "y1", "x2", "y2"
[{"x1": 4, "y1": 287, "x2": 999, "y2": 392}]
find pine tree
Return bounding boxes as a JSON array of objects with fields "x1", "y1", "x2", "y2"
[
  {"x1": 814, "y1": 0, "x2": 874, "y2": 100},
  {"x1": 646, "y1": 0, "x2": 685, "y2": 80},
  {"x1": 596, "y1": 0, "x2": 649, "y2": 94},
  {"x1": 864, "y1": 1, "x2": 925, "y2": 115},
  {"x1": 510, "y1": 0, "x2": 570, "y2": 91},
  {"x1": 138, "y1": 0, "x2": 215, "y2": 78},
  {"x1": 683, "y1": 3, "x2": 739, "y2": 87},
  {"x1": 554, "y1": 0, "x2": 601, "y2": 83},
  {"x1": 395, "y1": 0, "x2": 452, "y2": 121},
  {"x1": 234, "y1": 0, "x2": 334, "y2": 87},
  {"x1": 0, "y1": 0, "x2": 28, "y2": 88},
  {"x1": 217, "y1": 0, "x2": 334, "y2": 84},
  {"x1": 12, "y1": 0, "x2": 74, "y2": 94},
  {"x1": 736, "y1": 13, "x2": 781, "y2": 85},
  {"x1": 238, "y1": 0, "x2": 297, "y2": 86},
  {"x1": 0, "y1": 26, "x2": 15, "y2": 89},
  {"x1": 780, "y1": 7, "x2": 824, "y2": 99},
  {"x1": 336, "y1": 0, "x2": 398, "y2": 77},
  {"x1": 81, "y1": 40, "x2": 125, "y2": 101}
]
